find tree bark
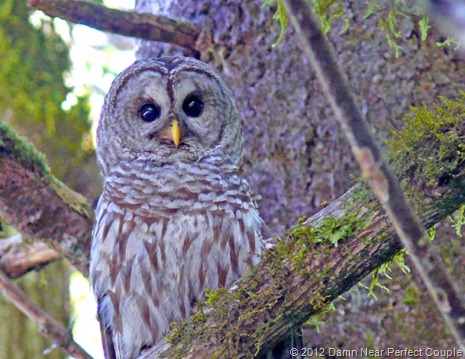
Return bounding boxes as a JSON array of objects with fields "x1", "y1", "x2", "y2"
[
  {"x1": 0, "y1": 121, "x2": 93, "y2": 276},
  {"x1": 138, "y1": 131, "x2": 465, "y2": 357}
]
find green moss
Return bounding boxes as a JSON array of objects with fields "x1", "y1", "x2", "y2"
[
  {"x1": 448, "y1": 205, "x2": 465, "y2": 237},
  {"x1": 363, "y1": 250, "x2": 410, "y2": 299},
  {"x1": 291, "y1": 212, "x2": 364, "y2": 248},
  {"x1": 386, "y1": 93, "x2": 465, "y2": 194},
  {"x1": 402, "y1": 281, "x2": 421, "y2": 306},
  {"x1": 0, "y1": 121, "x2": 92, "y2": 218},
  {"x1": 262, "y1": 0, "x2": 287, "y2": 47},
  {"x1": 263, "y1": 1, "x2": 431, "y2": 56},
  {"x1": 0, "y1": 120, "x2": 51, "y2": 178},
  {"x1": 164, "y1": 211, "x2": 367, "y2": 358}
]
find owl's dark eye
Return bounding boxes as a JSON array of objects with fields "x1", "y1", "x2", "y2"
[
  {"x1": 182, "y1": 94, "x2": 204, "y2": 117},
  {"x1": 139, "y1": 103, "x2": 161, "y2": 122}
]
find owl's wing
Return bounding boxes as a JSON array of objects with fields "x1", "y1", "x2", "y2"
[{"x1": 98, "y1": 297, "x2": 117, "y2": 359}]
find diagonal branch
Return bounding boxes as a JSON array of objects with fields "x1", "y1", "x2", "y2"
[
  {"x1": 27, "y1": 0, "x2": 201, "y2": 51},
  {"x1": 139, "y1": 97, "x2": 465, "y2": 357},
  {"x1": 0, "y1": 120, "x2": 93, "y2": 276},
  {"x1": 0, "y1": 267, "x2": 93, "y2": 359},
  {"x1": 282, "y1": 0, "x2": 465, "y2": 351},
  {"x1": 2, "y1": 96, "x2": 465, "y2": 356}
]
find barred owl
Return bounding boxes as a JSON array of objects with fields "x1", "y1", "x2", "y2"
[{"x1": 90, "y1": 57, "x2": 265, "y2": 359}]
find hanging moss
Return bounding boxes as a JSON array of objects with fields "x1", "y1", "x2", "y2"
[{"x1": 262, "y1": 0, "x2": 431, "y2": 55}]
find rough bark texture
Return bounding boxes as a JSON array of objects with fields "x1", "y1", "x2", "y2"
[
  {"x1": 134, "y1": 0, "x2": 465, "y2": 355},
  {"x1": 0, "y1": 122, "x2": 93, "y2": 276},
  {"x1": 136, "y1": 1, "x2": 465, "y2": 233}
]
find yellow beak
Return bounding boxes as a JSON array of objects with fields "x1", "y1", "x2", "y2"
[{"x1": 171, "y1": 119, "x2": 181, "y2": 148}]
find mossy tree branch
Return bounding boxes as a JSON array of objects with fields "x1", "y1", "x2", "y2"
[
  {"x1": 138, "y1": 95, "x2": 465, "y2": 357},
  {"x1": 2, "y1": 95, "x2": 465, "y2": 357},
  {"x1": 0, "y1": 121, "x2": 93, "y2": 277},
  {"x1": 282, "y1": 0, "x2": 465, "y2": 351},
  {"x1": 27, "y1": 0, "x2": 201, "y2": 52}
]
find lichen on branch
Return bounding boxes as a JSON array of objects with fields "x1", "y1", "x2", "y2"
[{"x1": 140, "y1": 94, "x2": 465, "y2": 357}]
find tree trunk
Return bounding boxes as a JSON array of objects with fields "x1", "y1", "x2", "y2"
[
  {"x1": 134, "y1": 0, "x2": 465, "y2": 355},
  {"x1": 135, "y1": 0, "x2": 465, "y2": 231}
]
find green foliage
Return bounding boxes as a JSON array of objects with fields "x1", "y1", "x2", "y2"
[
  {"x1": 448, "y1": 205, "x2": 465, "y2": 237},
  {"x1": 436, "y1": 36, "x2": 460, "y2": 49},
  {"x1": 427, "y1": 225, "x2": 437, "y2": 241},
  {"x1": 304, "y1": 302, "x2": 336, "y2": 332},
  {"x1": 387, "y1": 93, "x2": 465, "y2": 191},
  {"x1": 362, "y1": 250, "x2": 410, "y2": 299},
  {"x1": 0, "y1": 120, "x2": 51, "y2": 177},
  {"x1": 262, "y1": 0, "x2": 288, "y2": 47},
  {"x1": 0, "y1": 4, "x2": 91, "y2": 356},
  {"x1": 312, "y1": 0, "x2": 344, "y2": 34},
  {"x1": 0, "y1": 0, "x2": 91, "y2": 182},
  {"x1": 418, "y1": 16, "x2": 430, "y2": 41},
  {"x1": 263, "y1": 0, "x2": 431, "y2": 56},
  {"x1": 402, "y1": 281, "x2": 421, "y2": 306}
]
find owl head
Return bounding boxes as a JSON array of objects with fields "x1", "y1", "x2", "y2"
[{"x1": 97, "y1": 57, "x2": 244, "y2": 177}]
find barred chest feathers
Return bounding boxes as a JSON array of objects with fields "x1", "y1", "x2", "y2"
[{"x1": 90, "y1": 159, "x2": 263, "y2": 359}]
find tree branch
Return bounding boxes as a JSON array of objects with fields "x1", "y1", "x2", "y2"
[
  {"x1": 0, "y1": 234, "x2": 61, "y2": 278},
  {"x1": 27, "y1": 0, "x2": 201, "y2": 51},
  {"x1": 0, "y1": 121, "x2": 92, "y2": 276},
  {"x1": 2, "y1": 98, "x2": 465, "y2": 356},
  {"x1": 139, "y1": 98, "x2": 465, "y2": 357},
  {"x1": 0, "y1": 267, "x2": 93, "y2": 359},
  {"x1": 282, "y1": 0, "x2": 465, "y2": 350}
]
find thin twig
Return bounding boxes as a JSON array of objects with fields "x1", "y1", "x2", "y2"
[
  {"x1": 0, "y1": 268, "x2": 93, "y2": 359},
  {"x1": 281, "y1": 0, "x2": 465, "y2": 350},
  {"x1": 28, "y1": 0, "x2": 200, "y2": 51}
]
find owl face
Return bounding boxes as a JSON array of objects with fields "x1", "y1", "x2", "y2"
[{"x1": 97, "y1": 57, "x2": 243, "y2": 176}]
